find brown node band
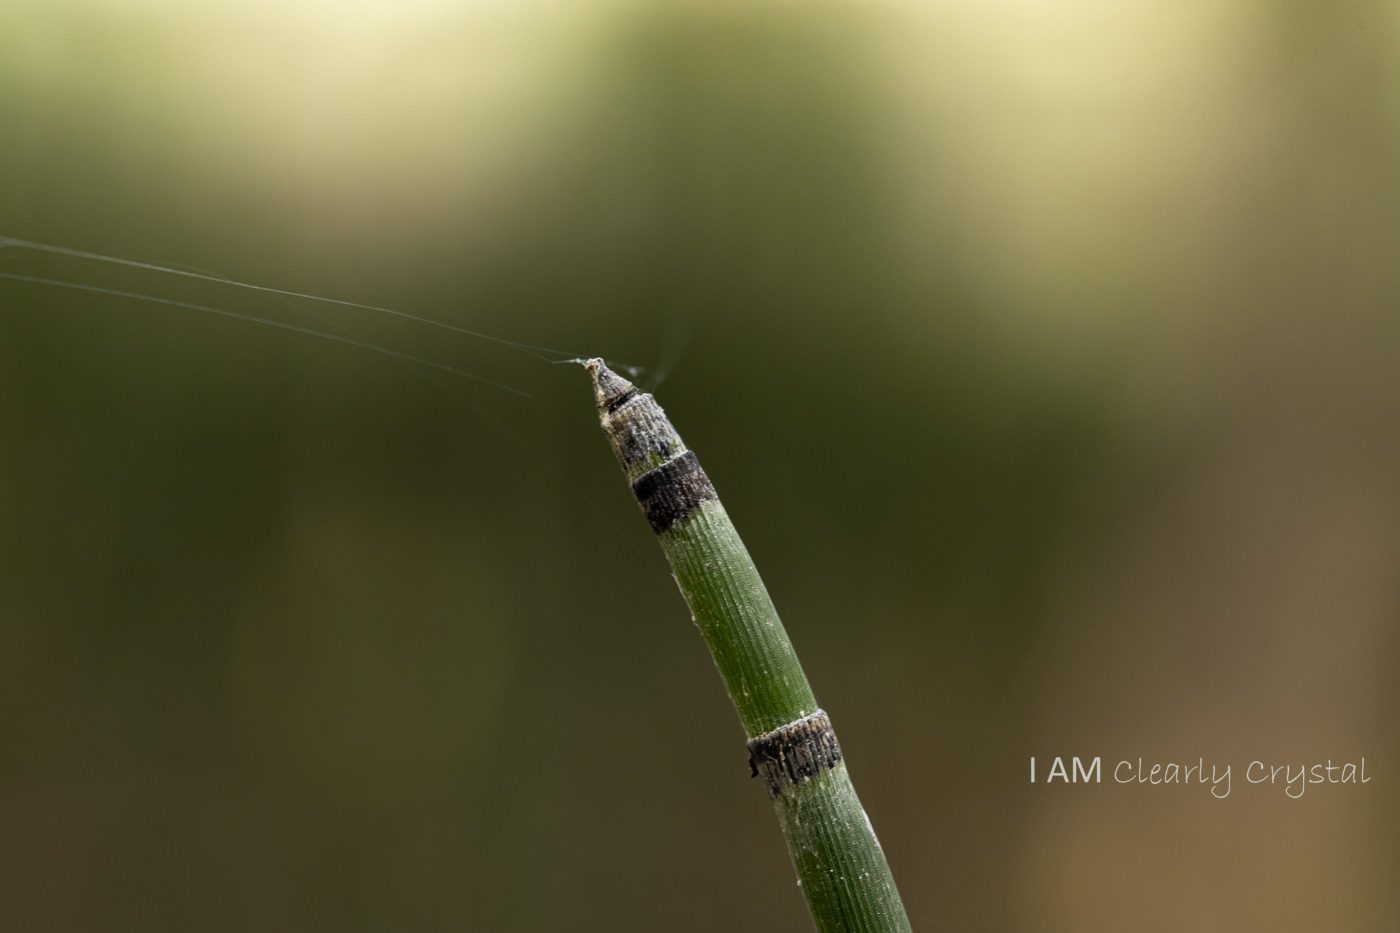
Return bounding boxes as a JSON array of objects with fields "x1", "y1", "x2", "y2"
[
  {"x1": 603, "y1": 385, "x2": 638, "y2": 413},
  {"x1": 630, "y1": 450, "x2": 718, "y2": 534},
  {"x1": 747, "y1": 710, "x2": 843, "y2": 798}
]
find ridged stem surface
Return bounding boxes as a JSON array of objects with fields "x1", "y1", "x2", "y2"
[{"x1": 586, "y1": 359, "x2": 912, "y2": 933}]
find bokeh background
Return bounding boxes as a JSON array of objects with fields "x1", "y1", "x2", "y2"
[{"x1": 3, "y1": 1, "x2": 1398, "y2": 930}]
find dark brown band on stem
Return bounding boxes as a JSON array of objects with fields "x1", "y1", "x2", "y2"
[
  {"x1": 603, "y1": 386, "x2": 638, "y2": 413},
  {"x1": 631, "y1": 450, "x2": 718, "y2": 534},
  {"x1": 747, "y1": 710, "x2": 843, "y2": 798}
]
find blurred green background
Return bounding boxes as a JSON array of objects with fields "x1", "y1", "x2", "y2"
[{"x1": 3, "y1": 1, "x2": 1398, "y2": 930}]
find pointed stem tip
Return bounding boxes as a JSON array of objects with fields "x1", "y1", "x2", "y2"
[{"x1": 585, "y1": 358, "x2": 639, "y2": 412}]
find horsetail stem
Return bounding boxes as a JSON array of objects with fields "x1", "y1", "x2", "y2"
[{"x1": 585, "y1": 360, "x2": 913, "y2": 933}]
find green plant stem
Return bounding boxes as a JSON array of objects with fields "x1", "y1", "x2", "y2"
[{"x1": 586, "y1": 359, "x2": 912, "y2": 933}]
